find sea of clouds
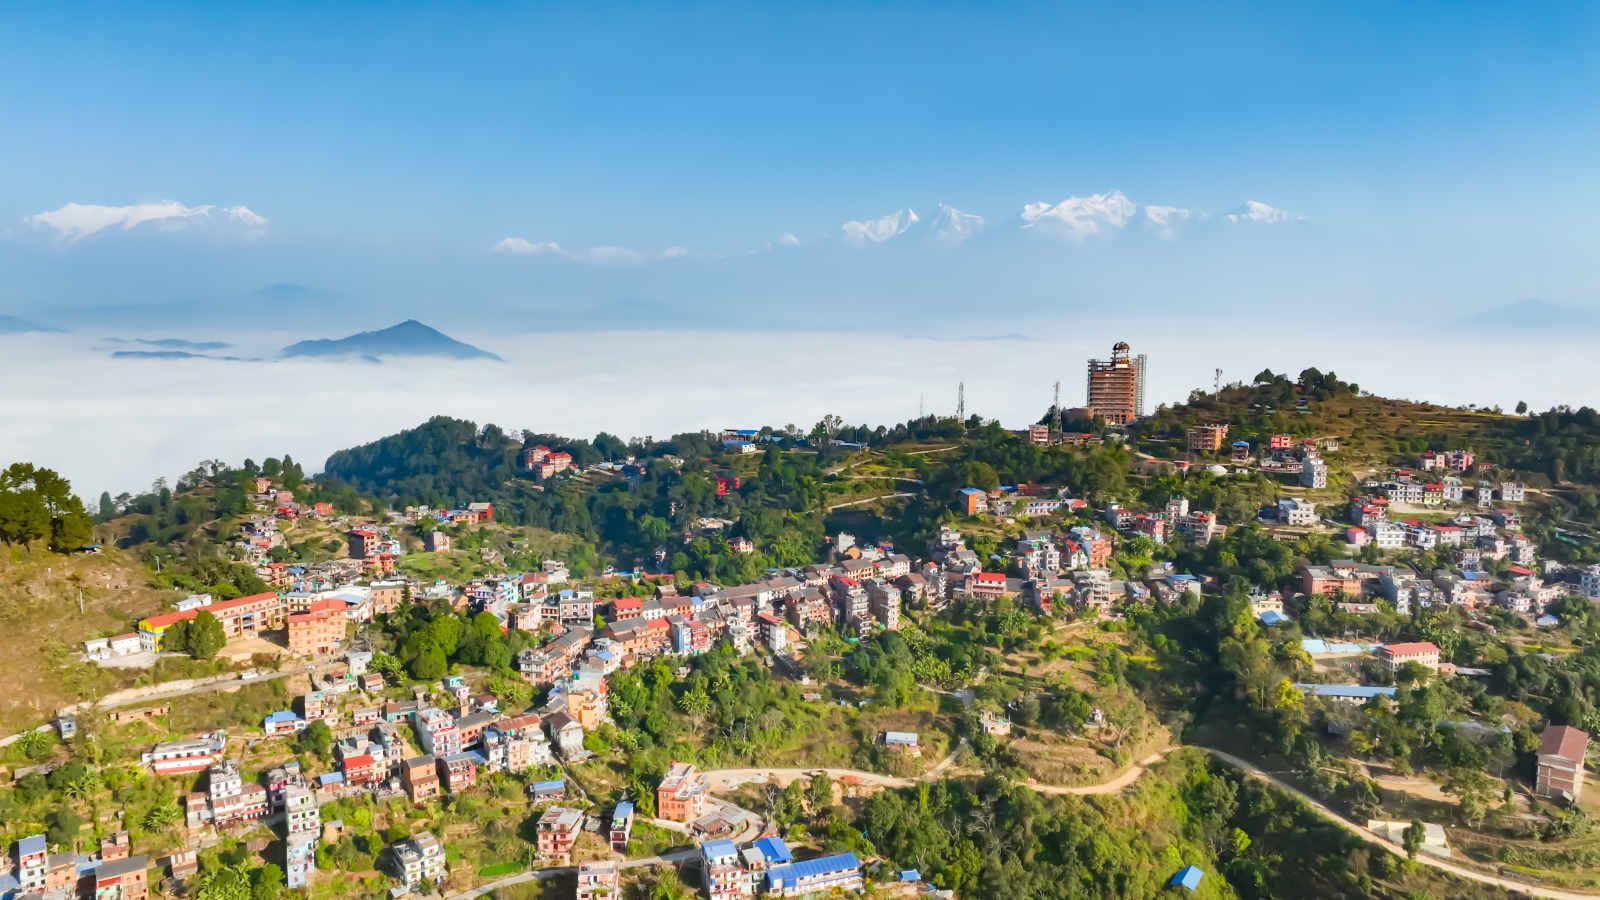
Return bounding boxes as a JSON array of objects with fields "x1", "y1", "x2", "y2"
[{"x1": 3, "y1": 326, "x2": 1594, "y2": 500}]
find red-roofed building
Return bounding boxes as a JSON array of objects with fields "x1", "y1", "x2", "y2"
[
  {"x1": 1536, "y1": 726, "x2": 1590, "y2": 801},
  {"x1": 967, "y1": 571, "x2": 1009, "y2": 601},
  {"x1": 1377, "y1": 642, "x2": 1439, "y2": 675},
  {"x1": 347, "y1": 529, "x2": 379, "y2": 559},
  {"x1": 342, "y1": 753, "x2": 381, "y2": 786},
  {"x1": 612, "y1": 597, "x2": 644, "y2": 620},
  {"x1": 138, "y1": 592, "x2": 285, "y2": 652}
]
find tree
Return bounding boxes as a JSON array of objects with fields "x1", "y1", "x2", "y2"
[
  {"x1": 295, "y1": 720, "x2": 333, "y2": 759},
  {"x1": 187, "y1": 611, "x2": 227, "y2": 659},
  {"x1": 251, "y1": 863, "x2": 284, "y2": 900},
  {"x1": 45, "y1": 806, "x2": 82, "y2": 848},
  {"x1": 15, "y1": 728, "x2": 53, "y2": 761},
  {"x1": 1516, "y1": 400, "x2": 1528, "y2": 415},
  {"x1": 1444, "y1": 770, "x2": 1494, "y2": 827},
  {"x1": 196, "y1": 863, "x2": 253, "y2": 900},
  {"x1": 1402, "y1": 819, "x2": 1425, "y2": 860},
  {"x1": 143, "y1": 798, "x2": 182, "y2": 831},
  {"x1": 808, "y1": 773, "x2": 835, "y2": 818}
]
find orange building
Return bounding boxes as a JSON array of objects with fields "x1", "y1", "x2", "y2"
[
  {"x1": 656, "y1": 762, "x2": 707, "y2": 823},
  {"x1": 288, "y1": 599, "x2": 346, "y2": 657},
  {"x1": 1086, "y1": 341, "x2": 1146, "y2": 425}
]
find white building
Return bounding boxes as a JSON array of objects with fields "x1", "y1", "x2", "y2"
[
  {"x1": 396, "y1": 833, "x2": 446, "y2": 890},
  {"x1": 1277, "y1": 498, "x2": 1317, "y2": 527},
  {"x1": 1300, "y1": 456, "x2": 1328, "y2": 489}
]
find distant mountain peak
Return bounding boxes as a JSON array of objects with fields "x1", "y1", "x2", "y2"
[
  {"x1": 929, "y1": 204, "x2": 985, "y2": 242},
  {"x1": 281, "y1": 320, "x2": 501, "y2": 361}
]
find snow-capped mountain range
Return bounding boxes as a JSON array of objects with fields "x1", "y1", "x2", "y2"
[{"x1": 490, "y1": 192, "x2": 1299, "y2": 262}]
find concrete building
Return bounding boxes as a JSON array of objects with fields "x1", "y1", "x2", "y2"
[
  {"x1": 1278, "y1": 498, "x2": 1317, "y2": 527},
  {"x1": 536, "y1": 807, "x2": 585, "y2": 857},
  {"x1": 656, "y1": 761, "x2": 708, "y2": 823},
  {"x1": 137, "y1": 591, "x2": 286, "y2": 652},
  {"x1": 395, "y1": 832, "x2": 446, "y2": 891},
  {"x1": 576, "y1": 860, "x2": 620, "y2": 900},
  {"x1": 284, "y1": 781, "x2": 319, "y2": 888},
  {"x1": 93, "y1": 855, "x2": 149, "y2": 900},
  {"x1": 1086, "y1": 341, "x2": 1145, "y2": 425},
  {"x1": 287, "y1": 598, "x2": 346, "y2": 657},
  {"x1": 765, "y1": 853, "x2": 864, "y2": 897},
  {"x1": 1536, "y1": 726, "x2": 1590, "y2": 802},
  {"x1": 1301, "y1": 455, "x2": 1328, "y2": 489},
  {"x1": 1187, "y1": 424, "x2": 1230, "y2": 452}
]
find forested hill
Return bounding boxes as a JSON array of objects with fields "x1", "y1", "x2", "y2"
[{"x1": 320, "y1": 416, "x2": 526, "y2": 507}]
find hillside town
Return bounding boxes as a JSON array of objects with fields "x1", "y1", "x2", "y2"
[{"x1": 7, "y1": 350, "x2": 1600, "y2": 900}]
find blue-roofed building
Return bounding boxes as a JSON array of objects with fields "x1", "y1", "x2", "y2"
[
  {"x1": 1258, "y1": 609, "x2": 1289, "y2": 626},
  {"x1": 1293, "y1": 683, "x2": 1398, "y2": 703},
  {"x1": 530, "y1": 779, "x2": 567, "y2": 801},
  {"x1": 702, "y1": 838, "x2": 744, "y2": 899},
  {"x1": 766, "y1": 853, "x2": 863, "y2": 897},
  {"x1": 1170, "y1": 865, "x2": 1203, "y2": 891},
  {"x1": 317, "y1": 771, "x2": 345, "y2": 790},
  {"x1": 263, "y1": 710, "x2": 307, "y2": 736},
  {"x1": 753, "y1": 836, "x2": 793, "y2": 864},
  {"x1": 899, "y1": 868, "x2": 922, "y2": 882},
  {"x1": 610, "y1": 802, "x2": 634, "y2": 852}
]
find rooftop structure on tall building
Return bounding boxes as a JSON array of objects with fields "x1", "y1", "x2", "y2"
[{"x1": 1086, "y1": 342, "x2": 1146, "y2": 425}]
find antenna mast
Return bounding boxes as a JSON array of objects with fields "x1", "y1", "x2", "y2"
[
  {"x1": 1214, "y1": 367, "x2": 1223, "y2": 394},
  {"x1": 957, "y1": 382, "x2": 965, "y2": 422}
]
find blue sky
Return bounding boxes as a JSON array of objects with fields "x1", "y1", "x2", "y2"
[{"x1": 2, "y1": 2, "x2": 1598, "y2": 327}]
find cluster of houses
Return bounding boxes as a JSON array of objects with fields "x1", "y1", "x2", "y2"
[
  {"x1": 703, "y1": 836, "x2": 862, "y2": 898},
  {"x1": 3, "y1": 832, "x2": 147, "y2": 900},
  {"x1": 1356, "y1": 467, "x2": 1525, "y2": 514},
  {"x1": 1297, "y1": 557, "x2": 1559, "y2": 618}
]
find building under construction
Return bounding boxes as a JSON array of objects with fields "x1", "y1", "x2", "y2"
[{"x1": 1086, "y1": 342, "x2": 1147, "y2": 425}]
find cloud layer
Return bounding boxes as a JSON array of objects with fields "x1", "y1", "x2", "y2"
[{"x1": 25, "y1": 200, "x2": 267, "y2": 244}]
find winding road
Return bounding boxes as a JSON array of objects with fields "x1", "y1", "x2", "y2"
[{"x1": 451, "y1": 746, "x2": 1600, "y2": 900}]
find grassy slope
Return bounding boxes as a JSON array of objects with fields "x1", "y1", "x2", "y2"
[{"x1": 0, "y1": 545, "x2": 172, "y2": 733}]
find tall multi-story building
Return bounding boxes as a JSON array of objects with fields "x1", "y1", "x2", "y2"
[
  {"x1": 284, "y1": 781, "x2": 319, "y2": 888},
  {"x1": 1187, "y1": 424, "x2": 1230, "y2": 452},
  {"x1": 15, "y1": 834, "x2": 47, "y2": 893},
  {"x1": 287, "y1": 598, "x2": 346, "y2": 657},
  {"x1": 1086, "y1": 342, "x2": 1146, "y2": 425},
  {"x1": 656, "y1": 761, "x2": 708, "y2": 823},
  {"x1": 1536, "y1": 726, "x2": 1589, "y2": 802}
]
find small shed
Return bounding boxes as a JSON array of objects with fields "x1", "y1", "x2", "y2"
[{"x1": 1169, "y1": 865, "x2": 1203, "y2": 891}]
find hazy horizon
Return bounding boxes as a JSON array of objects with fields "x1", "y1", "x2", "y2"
[{"x1": 6, "y1": 324, "x2": 1593, "y2": 501}]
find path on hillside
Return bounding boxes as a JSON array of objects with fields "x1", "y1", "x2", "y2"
[
  {"x1": 826, "y1": 492, "x2": 916, "y2": 512},
  {"x1": 448, "y1": 742, "x2": 1594, "y2": 899},
  {"x1": 444, "y1": 799, "x2": 762, "y2": 900},
  {"x1": 1205, "y1": 748, "x2": 1596, "y2": 899},
  {"x1": 2, "y1": 663, "x2": 323, "y2": 747}
]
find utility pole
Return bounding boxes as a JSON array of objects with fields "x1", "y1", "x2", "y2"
[{"x1": 957, "y1": 382, "x2": 965, "y2": 422}]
